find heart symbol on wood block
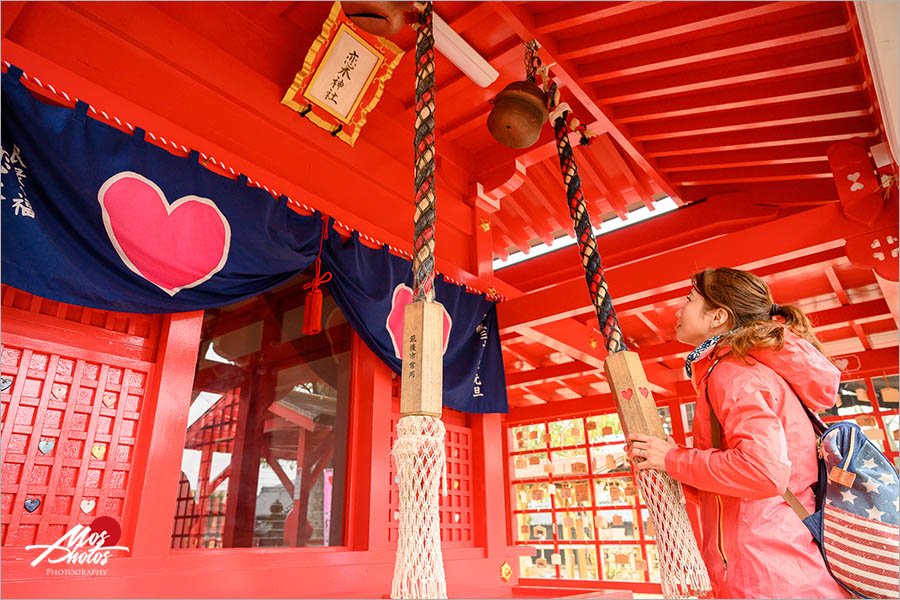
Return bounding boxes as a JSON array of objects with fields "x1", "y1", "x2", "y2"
[
  {"x1": 80, "y1": 499, "x2": 96, "y2": 513},
  {"x1": 24, "y1": 498, "x2": 40, "y2": 513},
  {"x1": 98, "y1": 172, "x2": 231, "y2": 296},
  {"x1": 834, "y1": 358, "x2": 850, "y2": 371},
  {"x1": 847, "y1": 172, "x2": 861, "y2": 182},
  {"x1": 620, "y1": 388, "x2": 633, "y2": 401},
  {"x1": 91, "y1": 445, "x2": 106, "y2": 460},
  {"x1": 638, "y1": 386, "x2": 650, "y2": 398},
  {"x1": 38, "y1": 439, "x2": 55, "y2": 454},
  {"x1": 102, "y1": 393, "x2": 117, "y2": 408}
]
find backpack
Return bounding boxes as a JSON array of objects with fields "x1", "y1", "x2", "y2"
[{"x1": 705, "y1": 357, "x2": 899, "y2": 599}]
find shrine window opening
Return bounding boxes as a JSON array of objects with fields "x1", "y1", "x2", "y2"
[
  {"x1": 506, "y1": 372, "x2": 898, "y2": 586},
  {"x1": 819, "y1": 375, "x2": 899, "y2": 469},
  {"x1": 171, "y1": 273, "x2": 352, "y2": 549},
  {"x1": 507, "y1": 406, "x2": 676, "y2": 587}
]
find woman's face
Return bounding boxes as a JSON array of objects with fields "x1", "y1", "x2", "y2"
[{"x1": 675, "y1": 288, "x2": 723, "y2": 346}]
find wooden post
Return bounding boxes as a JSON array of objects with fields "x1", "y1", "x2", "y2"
[
  {"x1": 399, "y1": 301, "x2": 444, "y2": 416},
  {"x1": 603, "y1": 351, "x2": 667, "y2": 439}
]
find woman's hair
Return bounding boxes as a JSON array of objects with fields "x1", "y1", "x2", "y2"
[{"x1": 691, "y1": 267, "x2": 825, "y2": 361}]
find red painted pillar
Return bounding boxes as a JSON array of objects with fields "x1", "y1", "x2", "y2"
[
  {"x1": 345, "y1": 334, "x2": 393, "y2": 551},
  {"x1": 471, "y1": 412, "x2": 507, "y2": 556},
  {"x1": 126, "y1": 311, "x2": 203, "y2": 557}
]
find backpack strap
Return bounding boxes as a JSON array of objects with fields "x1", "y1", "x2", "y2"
[{"x1": 705, "y1": 356, "x2": 810, "y2": 520}]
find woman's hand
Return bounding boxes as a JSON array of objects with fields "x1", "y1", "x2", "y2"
[{"x1": 626, "y1": 434, "x2": 678, "y2": 473}]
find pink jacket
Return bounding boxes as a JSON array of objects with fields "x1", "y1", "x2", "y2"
[{"x1": 665, "y1": 331, "x2": 850, "y2": 599}]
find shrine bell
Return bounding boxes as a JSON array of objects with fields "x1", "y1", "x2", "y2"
[
  {"x1": 342, "y1": 1, "x2": 408, "y2": 38},
  {"x1": 487, "y1": 80, "x2": 549, "y2": 149}
]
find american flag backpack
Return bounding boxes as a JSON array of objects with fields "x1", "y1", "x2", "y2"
[
  {"x1": 705, "y1": 358, "x2": 899, "y2": 599},
  {"x1": 804, "y1": 420, "x2": 899, "y2": 599}
]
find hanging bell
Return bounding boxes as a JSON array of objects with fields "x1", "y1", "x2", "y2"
[
  {"x1": 487, "y1": 80, "x2": 549, "y2": 149},
  {"x1": 342, "y1": 2, "x2": 409, "y2": 38}
]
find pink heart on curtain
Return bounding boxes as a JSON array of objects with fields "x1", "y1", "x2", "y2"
[
  {"x1": 98, "y1": 172, "x2": 231, "y2": 295},
  {"x1": 386, "y1": 284, "x2": 452, "y2": 359}
]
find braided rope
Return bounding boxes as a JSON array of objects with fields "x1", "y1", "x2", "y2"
[
  {"x1": 544, "y1": 80, "x2": 626, "y2": 354},
  {"x1": 412, "y1": 1, "x2": 437, "y2": 302}
]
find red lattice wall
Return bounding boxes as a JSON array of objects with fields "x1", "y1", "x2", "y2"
[
  {"x1": 388, "y1": 408, "x2": 473, "y2": 547},
  {"x1": 0, "y1": 286, "x2": 161, "y2": 548}
]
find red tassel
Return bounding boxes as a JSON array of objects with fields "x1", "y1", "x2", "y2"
[
  {"x1": 303, "y1": 287, "x2": 324, "y2": 336},
  {"x1": 302, "y1": 214, "x2": 332, "y2": 336}
]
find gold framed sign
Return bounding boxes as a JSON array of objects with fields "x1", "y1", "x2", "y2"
[{"x1": 281, "y1": 1, "x2": 404, "y2": 146}]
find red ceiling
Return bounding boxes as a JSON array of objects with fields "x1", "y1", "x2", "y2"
[{"x1": 1, "y1": 1, "x2": 897, "y2": 414}]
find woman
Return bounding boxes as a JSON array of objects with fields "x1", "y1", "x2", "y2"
[{"x1": 627, "y1": 267, "x2": 848, "y2": 599}]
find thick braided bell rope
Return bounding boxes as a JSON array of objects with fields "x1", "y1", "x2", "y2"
[
  {"x1": 391, "y1": 3, "x2": 448, "y2": 598},
  {"x1": 546, "y1": 81, "x2": 625, "y2": 355},
  {"x1": 391, "y1": 415, "x2": 448, "y2": 599},
  {"x1": 412, "y1": 0, "x2": 437, "y2": 303},
  {"x1": 543, "y1": 78, "x2": 710, "y2": 599}
]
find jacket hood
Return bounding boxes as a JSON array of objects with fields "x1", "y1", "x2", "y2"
[{"x1": 746, "y1": 330, "x2": 840, "y2": 411}]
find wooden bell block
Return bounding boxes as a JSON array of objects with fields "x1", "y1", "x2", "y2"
[
  {"x1": 399, "y1": 301, "x2": 444, "y2": 417},
  {"x1": 604, "y1": 351, "x2": 667, "y2": 439}
]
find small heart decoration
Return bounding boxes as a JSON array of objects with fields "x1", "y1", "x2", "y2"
[
  {"x1": 834, "y1": 358, "x2": 850, "y2": 371},
  {"x1": 91, "y1": 445, "x2": 106, "y2": 460},
  {"x1": 849, "y1": 182, "x2": 865, "y2": 192},
  {"x1": 24, "y1": 498, "x2": 40, "y2": 513},
  {"x1": 101, "y1": 393, "x2": 117, "y2": 408},
  {"x1": 38, "y1": 439, "x2": 55, "y2": 454},
  {"x1": 847, "y1": 172, "x2": 861, "y2": 182},
  {"x1": 620, "y1": 388, "x2": 633, "y2": 401},
  {"x1": 80, "y1": 499, "x2": 97, "y2": 513},
  {"x1": 0, "y1": 377, "x2": 12, "y2": 392},
  {"x1": 638, "y1": 386, "x2": 650, "y2": 398}
]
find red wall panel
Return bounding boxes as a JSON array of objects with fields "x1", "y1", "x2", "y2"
[{"x1": 1, "y1": 286, "x2": 159, "y2": 549}]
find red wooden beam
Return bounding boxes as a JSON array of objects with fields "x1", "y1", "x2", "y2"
[
  {"x1": 1, "y1": 1, "x2": 26, "y2": 37},
  {"x1": 656, "y1": 142, "x2": 833, "y2": 172},
  {"x1": 517, "y1": 178, "x2": 569, "y2": 237},
  {"x1": 577, "y1": 5, "x2": 848, "y2": 81},
  {"x1": 558, "y1": 2, "x2": 807, "y2": 60},
  {"x1": 506, "y1": 380, "x2": 698, "y2": 424},
  {"x1": 592, "y1": 134, "x2": 656, "y2": 207},
  {"x1": 614, "y1": 68, "x2": 864, "y2": 123},
  {"x1": 498, "y1": 203, "x2": 881, "y2": 331},
  {"x1": 506, "y1": 361, "x2": 593, "y2": 387},
  {"x1": 595, "y1": 40, "x2": 858, "y2": 104},
  {"x1": 643, "y1": 116, "x2": 877, "y2": 157},
  {"x1": 630, "y1": 93, "x2": 871, "y2": 141},
  {"x1": 534, "y1": 1, "x2": 663, "y2": 35},
  {"x1": 497, "y1": 194, "x2": 781, "y2": 293},
  {"x1": 267, "y1": 401, "x2": 316, "y2": 432},
  {"x1": 576, "y1": 150, "x2": 628, "y2": 219},
  {"x1": 670, "y1": 163, "x2": 832, "y2": 186},
  {"x1": 491, "y1": 1, "x2": 682, "y2": 203}
]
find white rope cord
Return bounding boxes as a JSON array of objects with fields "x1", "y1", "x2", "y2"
[
  {"x1": 1, "y1": 62, "x2": 506, "y2": 302},
  {"x1": 637, "y1": 469, "x2": 711, "y2": 598},
  {"x1": 391, "y1": 415, "x2": 448, "y2": 600}
]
